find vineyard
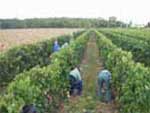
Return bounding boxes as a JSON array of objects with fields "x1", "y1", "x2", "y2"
[{"x1": 0, "y1": 29, "x2": 150, "y2": 113}]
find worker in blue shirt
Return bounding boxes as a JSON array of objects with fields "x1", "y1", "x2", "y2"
[
  {"x1": 98, "y1": 69, "x2": 111, "y2": 103},
  {"x1": 53, "y1": 40, "x2": 60, "y2": 52}
]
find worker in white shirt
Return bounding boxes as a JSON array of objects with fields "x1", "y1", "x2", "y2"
[{"x1": 69, "y1": 65, "x2": 82, "y2": 96}]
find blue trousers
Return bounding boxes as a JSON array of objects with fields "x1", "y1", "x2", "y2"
[{"x1": 69, "y1": 76, "x2": 82, "y2": 96}]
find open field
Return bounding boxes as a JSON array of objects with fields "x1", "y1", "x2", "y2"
[{"x1": 0, "y1": 28, "x2": 80, "y2": 51}]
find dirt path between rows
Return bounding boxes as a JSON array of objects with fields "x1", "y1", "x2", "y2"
[{"x1": 63, "y1": 37, "x2": 118, "y2": 113}]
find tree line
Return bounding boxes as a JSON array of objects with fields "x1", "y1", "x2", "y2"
[
  {"x1": 0, "y1": 17, "x2": 127, "y2": 29},
  {"x1": 146, "y1": 22, "x2": 150, "y2": 27}
]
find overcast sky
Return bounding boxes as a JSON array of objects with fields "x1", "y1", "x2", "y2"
[{"x1": 0, "y1": 0, "x2": 149, "y2": 24}]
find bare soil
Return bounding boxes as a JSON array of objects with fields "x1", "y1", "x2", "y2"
[{"x1": 0, "y1": 28, "x2": 80, "y2": 52}]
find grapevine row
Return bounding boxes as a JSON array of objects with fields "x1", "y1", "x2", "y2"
[
  {"x1": 0, "y1": 31, "x2": 89, "y2": 113},
  {"x1": 95, "y1": 30, "x2": 150, "y2": 113},
  {"x1": 0, "y1": 31, "x2": 84, "y2": 87},
  {"x1": 100, "y1": 29, "x2": 150, "y2": 67}
]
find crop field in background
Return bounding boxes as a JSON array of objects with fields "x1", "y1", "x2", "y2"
[{"x1": 0, "y1": 28, "x2": 80, "y2": 51}]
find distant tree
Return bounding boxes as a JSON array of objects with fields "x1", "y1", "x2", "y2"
[
  {"x1": 0, "y1": 21, "x2": 1, "y2": 29},
  {"x1": 147, "y1": 22, "x2": 150, "y2": 27},
  {"x1": 109, "y1": 16, "x2": 117, "y2": 22},
  {"x1": 0, "y1": 17, "x2": 127, "y2": 29},
  {"x1": 128, "y1": 21, "x2": 133, "y2": 27}
]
